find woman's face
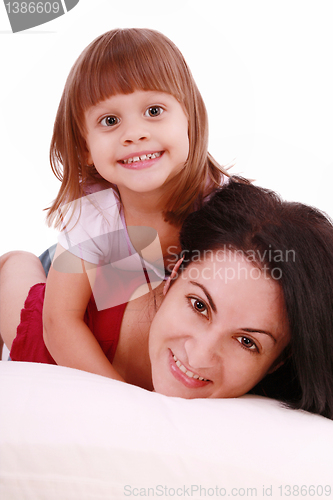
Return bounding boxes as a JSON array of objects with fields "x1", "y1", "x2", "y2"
[{"x1": 148, "y1": 253, "x2": 290, "y2": 398}]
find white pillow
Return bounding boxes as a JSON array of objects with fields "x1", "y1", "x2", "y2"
[{"x1": 1, "y1": 361, "x2": 333, "y2": 499}]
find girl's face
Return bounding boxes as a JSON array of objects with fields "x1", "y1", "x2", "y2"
[
  {"x1": 148, "y1": 253, "x2": 290, "y2": 399},
  {"x1": 84, "y1": 90, "x2": 189, "y2": 196}
]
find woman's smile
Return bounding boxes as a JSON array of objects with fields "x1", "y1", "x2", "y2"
[{"x1": 169, "y1": 350, "x2": 211, "y2": 388}]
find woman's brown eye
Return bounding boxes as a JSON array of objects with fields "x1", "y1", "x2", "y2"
[
  {"x1": 190, "y1": 298, "x2": 208, "y2": 317},
  {"x1": 236, "y1": 336, "x2": 257, "y2": 351}
]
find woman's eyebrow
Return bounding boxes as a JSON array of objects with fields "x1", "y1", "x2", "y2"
[
  {"x1": 241, "y1": 328, "x2": 277, "y2": 344},
  {"x1": 189, "y1": 281, "x2": 217, "y2": 313}
]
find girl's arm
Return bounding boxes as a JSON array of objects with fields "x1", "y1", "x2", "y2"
[{"x1": 43, "y1": 244, "x2": 125, "y2": 381}]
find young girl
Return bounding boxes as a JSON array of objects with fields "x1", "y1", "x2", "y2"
[
  {"x1": 2, "y1": 179, "x2": 333, "y2": 418},
  {"x1": 40, "y1": 28, "x2": 228, "y2": 379}
]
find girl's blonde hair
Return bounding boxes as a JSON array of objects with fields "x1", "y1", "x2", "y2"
[{"x1": 47, "y1": 28, "x2": 228, "y2": 227}]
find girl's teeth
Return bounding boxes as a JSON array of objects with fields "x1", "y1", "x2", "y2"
[
  {"x1": 173, "y1": 354, "x2": 209, "y2": 381},
  {"x1": 122, "y1": 152, "x2": 161, "y2": 164}
]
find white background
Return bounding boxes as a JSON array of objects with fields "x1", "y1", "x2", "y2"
[{"x1": 0, "y1": 0, "x2": 332, "y2": 256}]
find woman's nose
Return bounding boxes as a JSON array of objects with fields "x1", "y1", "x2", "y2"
[
  {"x1": 121, "y1": 118, "x2": 151, "y2": 145},
  {"x1": 184, "y1": 336, "x2": 219, "y2": 370}
]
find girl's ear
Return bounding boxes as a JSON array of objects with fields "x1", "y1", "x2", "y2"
[
  {"x1": 163, "y1": 257, "x2": 184, "y2": 296},
  {"x1": 83, "y1": 142, "x2": 93, "y2": 166},
  {"x1": 86, "y1": 150, "x2": 93, "y2": 166}
]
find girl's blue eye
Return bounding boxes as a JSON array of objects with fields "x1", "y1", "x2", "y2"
[
  {"x1": 236, "y1": 336, "x2": 258, "y2": 352},
  {"x1": 145, "y1": 106, "x2": 163, "y2": 117},
  {"x1": 190, "y1": 297, "x2": 208, "y2": 317},
  {"x1": 100, "y1": 116, "x2": 120, "y2": 127}
]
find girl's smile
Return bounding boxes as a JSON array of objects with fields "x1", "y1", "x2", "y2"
[
  {"x1": 148, "y1": 254, "x2": 290, "y2": 399},
  {"x1": 84, "y1": 90, "x2": 189, "y2": 196},
  {"x1": 118, "y1": 150, "x2": 164, "y2": 170}
]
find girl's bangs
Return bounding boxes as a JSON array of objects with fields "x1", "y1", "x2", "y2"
[{"x1": 76, "y1": 32, "x2": 187, "y2": 112}]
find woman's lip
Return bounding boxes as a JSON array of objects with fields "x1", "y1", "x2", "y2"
[{"x1": 168, "y1": 350, "x2": 211, "y2": 388}]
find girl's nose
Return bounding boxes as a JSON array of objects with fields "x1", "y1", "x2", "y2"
[
  {"x1": 184, "y1": 336, "x2": 219, "y2": 370},
  {"x1": 121, "y1": 119, "x2": 151, "y2": 145}
]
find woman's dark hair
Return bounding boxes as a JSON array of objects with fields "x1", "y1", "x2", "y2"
[{"x1": 179, "y1": 177, "x2": 333, "y2": 419}]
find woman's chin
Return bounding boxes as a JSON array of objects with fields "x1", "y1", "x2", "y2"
[{"x1": 151, "y1": 378, "x2": 206, "y2": 399}]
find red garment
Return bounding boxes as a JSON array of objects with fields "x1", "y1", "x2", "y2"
[{"x1": 10, "y1": 283, "x2": 127, "y2": 364}]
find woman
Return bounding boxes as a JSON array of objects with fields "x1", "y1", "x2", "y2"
[{"x1": 1, "y1": 179, "x2": 333, "y2": 418}]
